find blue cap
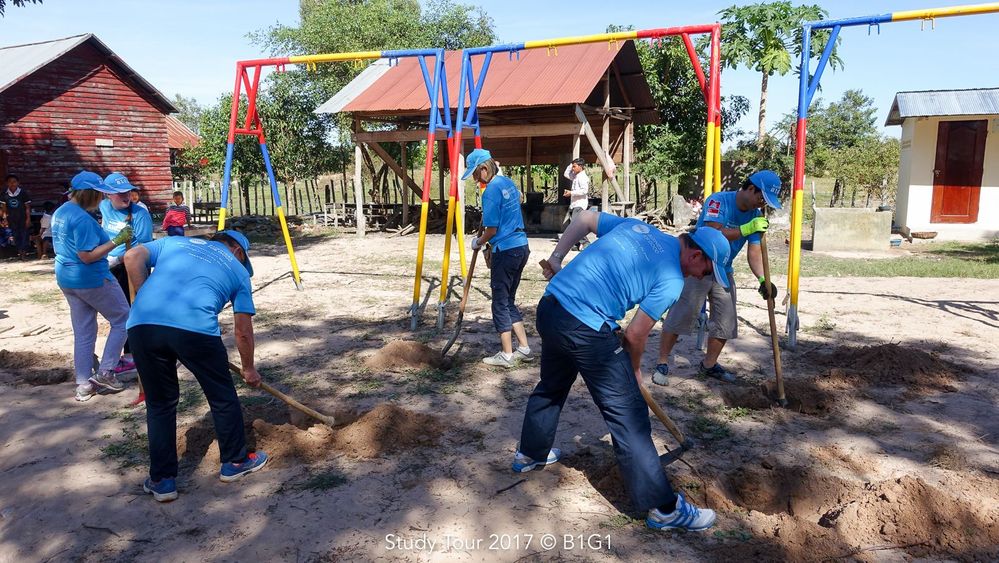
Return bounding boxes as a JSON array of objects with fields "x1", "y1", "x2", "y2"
[
  {"x1": 462, "y1": 148, "x2": 492, "y2": 180},
  {"x1": 70, "y1": 170, "x2": 122, "y2": 194},
  {"x1": 688, "y1": 227, "x2": 732, "y2": 289},
  {"x1": 748, "y1": 170, "x2": 782, "y2": 209},
  {"x1": 104, "y1": 172, "x2": 138, "y2": 193},
  {"x1": 220, "y1": 229, "x2": 253, "y2": 277}
]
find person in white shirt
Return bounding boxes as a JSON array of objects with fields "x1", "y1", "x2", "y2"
[{"x1": 562, "y1": 158, "x2": 590, "y2": 250}]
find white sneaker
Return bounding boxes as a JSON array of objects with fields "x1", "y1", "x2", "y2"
[
  {"x1": 513, "y1": 347, "x2": 532, "y2": 361},
  {"x1": 482, "y1": 352, "x2": 515, "y2": 368},
  {"x1": 646, "y1": 493, "x2": 717, "y2": 531},
  {"x1": 75, "y1": 383, "x2": 96, "y2": 402},
  {"x1": 511, "y1": 448, "x2": 561, "y2": 472}
]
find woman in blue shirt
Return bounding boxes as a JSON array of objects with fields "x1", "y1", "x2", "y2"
[
  {"x1": 52, "y1": 171, "x2": 134, "y2": 402},
  {"x1": 464, "y1": 149, "x2": 532, "y2": 368}
]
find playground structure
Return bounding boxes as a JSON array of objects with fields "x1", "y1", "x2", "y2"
[
  {"x1": 216, "y1": 47, "x2": 453, "y2": 291},
  {"x1": 216, "y1": 24, "x2": 727, "y2": 332},
  {"x1": 786, "y1": 1, "x2": 999, "y2": 348}
]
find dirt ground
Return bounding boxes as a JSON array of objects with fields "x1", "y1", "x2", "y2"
[{"x1": 0, "y1": 232, "x2": 997, "y2": 562}]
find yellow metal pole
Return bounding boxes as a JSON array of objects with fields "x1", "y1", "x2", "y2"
[
  {"x1": 275, "y1": 206, "x2": 303, "y2": 289},
  {"x1": 288, "y1": 51, "x2": 382, "y2": 64},
  {"x1": 702, "y1": 121, "x2": 715, "y2": 200},
  {"x1": 455, "y1": 186, "x2": 468, "y2": 278},
  {"x1": 713, "y1": 123, "x2": 722, "y2": 193},
  {"x1": 523, "y1": 30, "x2": 640, "y2": 50},
  {"x1": 891, "y1": 3, "x2": 999, "y2": 21},
  {"x1": 412, "y1": 202, "x2": 431, "y2": 305},
  {"x1": 438, "y1": 194, "x2": 457, "y2": 328},
  {"x1": 217, "y1": 207, "x2": 228, "y2": 231}
]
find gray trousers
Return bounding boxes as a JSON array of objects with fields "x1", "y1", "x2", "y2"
[{"x1": 60, "y1": 279, "x2": 130, "y2": 384}]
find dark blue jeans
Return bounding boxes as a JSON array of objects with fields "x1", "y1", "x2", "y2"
[
  {"x1": 519, "y1": 295, "x2": 677, "y2": 511},
  {"x1": 490, "y1": 244, "x2": 529, "y2": 333},
  {"x1": 167, "y1": 226, "x2": 185, "y2": 237},
  {"x1": 129, "y1": 324, "x2": 247, "y2": 481}
]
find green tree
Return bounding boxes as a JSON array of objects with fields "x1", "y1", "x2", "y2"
[
  {"x1": 0, "y1": 0, "x2": 41, "y2": 16},
  {"x1": 719, "y1": 2, "x2": 842, "y2": 143},
  {"x1": 171, "y1": 94, "x2": 203, "y2": 134},
  {"x1": 622, "y1": 27, "x2": 749, "y2": 189},
  {"x1": 828, "y1": 136, "x2": 900, "y2": 206},
  {"x1": 193, "y1": 94, "x2": 265, "y2": 212}
]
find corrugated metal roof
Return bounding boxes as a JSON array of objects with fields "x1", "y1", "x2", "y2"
[
  {"x1": 885, "y1": 88, "x2": 999, "y2": 125},
  {"x1": 166, "y1": 115, "x2": 199, "y2": 149},
  {"x1": 319, "y1": 41, "x2": 656, "y2": 123},
  {"x1": 314, "y1": 58, "x2": 394, "y2": 114},
  {"x1": 0, "y1": 34, "x2": 176, "y2": 114}
]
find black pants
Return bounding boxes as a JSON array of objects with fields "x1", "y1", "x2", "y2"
[
  {"x1": 489, "y1": 244, "x2": 529, "y2": 333},
  {"x1": 519, "y1": 296, "x2": 676, "y2": 511},
  {"x1": 110, "y1": 263, "x2": 131, "y2": 354},
  {"x1": 129, "y1": 324, "x2": 247, "y2": 481}
]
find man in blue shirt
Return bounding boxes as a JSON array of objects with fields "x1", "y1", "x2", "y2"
[
  {"x1": 123, "y1": 230, "x2": 268, "y2": 502},
  {"x1": 655, "y1": 170, "x2": 782, "y2": 384},
  {"x1": 100, "y1": 172, "x2": 153, "y2": 375},
  {"x1": 466, "y1": 149, "x2": 532, "y2": 367},
  {"x1": 515, "y1": 209, "x2": 730, "y2": 532}
]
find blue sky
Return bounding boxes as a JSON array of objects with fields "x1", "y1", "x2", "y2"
[{"x1": 3, "y1": 0, "x2": 999, "y2": 145}]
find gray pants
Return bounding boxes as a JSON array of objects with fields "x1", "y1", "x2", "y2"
[
  {"x1": 60, "y1": 279, "x2": 130, "y2": 384},
  {"x1": 661, "y1": 271, "x2": 738, "y2": 340}
]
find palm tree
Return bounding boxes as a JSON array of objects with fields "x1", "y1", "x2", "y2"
[{"x1": 720, "y1": 2, "x2": 842, "y2": 143}]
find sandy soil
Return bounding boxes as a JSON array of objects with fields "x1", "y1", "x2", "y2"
[{"x1": 1, "y1": 232, "x2": 997, "y2": 562}]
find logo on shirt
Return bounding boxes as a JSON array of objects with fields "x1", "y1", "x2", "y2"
[
  {"x1": 501, "y1": 188, "x2": 512, "y2": 200},
  {"x1": 190, "y1": 238, "x2": 207, "y2": 245},
  {"x1": 631, "y1": 224, "x2": 651, "y2": 235},
  {"x1": 706, "y1": 199, "x2": 721, "y2": 218}
]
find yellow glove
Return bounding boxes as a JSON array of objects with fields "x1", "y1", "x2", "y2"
[{"x1": 739, "y1": 217, "x2": 768, "y2": 238}]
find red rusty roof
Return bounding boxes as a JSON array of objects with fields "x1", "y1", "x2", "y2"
[
  {"x1": 166, "y1": 114, "x2": 199, "y2": 149},
  {"x1": 339, "y1": 41, "x2": 656, "y2": 121}
]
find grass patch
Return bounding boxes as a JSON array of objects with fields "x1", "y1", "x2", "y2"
[
  {"x1": 177, "y1": 382, "x2": 205, "y2": 413},
  {"x1": 713, "y1": 528, "x2": 754, "y2": 542},
  {"x1": 296, "y1": 469, "x2": 348, "y2": 492},
  {"x1": 804, "y1": 314, "x2": 837, "y2": 333},
  {"x1": 100, "y1": 427, "x2": 148, "y2": 468},
  {"x1": 410, "y1": 366, "x2": 464, "y2": 395},
  {"x1": 689, "y1": 415, "x2": 731, "y2": 441},
  {"x1": 742, "y1": 239, "x2": 999, "y2": 279},
  {"x1": 600, "y1": 514, "x2": 641, "y2": 529},
  {"x1": 719, "y1": 406, "x2": 752, "y2": 421}
]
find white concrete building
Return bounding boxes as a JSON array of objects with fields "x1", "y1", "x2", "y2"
[{"x1": 887, "y1": 88, "x2": 999, "y2": 241}]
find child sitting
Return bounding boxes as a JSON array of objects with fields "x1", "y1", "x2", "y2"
[{"x1": 162, "y1": 191, "x2": 190, "y2": 236}]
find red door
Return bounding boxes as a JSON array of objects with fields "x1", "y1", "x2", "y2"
[{"x1": 931, "y1": 120, "x2": 986, "y2": 223}]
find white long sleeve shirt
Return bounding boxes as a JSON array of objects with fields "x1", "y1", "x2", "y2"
[{"x1": 564, "y1": 165, "x2": 590, "y2": 210}]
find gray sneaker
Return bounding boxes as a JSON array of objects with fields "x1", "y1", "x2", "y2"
[
  {"x1": 513, "y1": 347, "x2": 533, "y2": 362},
  {"x1": 75, "y1": 383, "x2": 96, "y2": 402},
  {"x1": 89, "y1": 371, "x2": 124, "y2": 393},
  {"x1": 482, "y1": 352, "x2": 516, "y2": 368}
]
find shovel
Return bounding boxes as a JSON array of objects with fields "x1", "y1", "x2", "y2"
[
  {"x1": 441, "y1": 229, "x2": 483, "y2": 356},
  {"x1": 227, "y1": 361, "x2": 336, "y2": 427},
  {"x1": 639, "y1": 383, "x2": 694, "y2": 465},
  {"x1": 760, "y1": 234, "x2": 788, "y2": 407}
]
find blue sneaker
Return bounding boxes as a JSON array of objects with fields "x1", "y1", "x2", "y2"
[
  {"x1": 652, "y1": 363, "x2": 670, "y2": 386},
  {"x1": 646, "y1": 493, "x2": 716, "y2": 531},
  {"x1": 143, "y1": 477, "x2": 178, "y2": 502},
  {"x1": 220, "y1": 451, "x2": 269, "y2": 482},
  {"x1": 698, "y1": 362, "x2": 736, "y2": 383},
  {"x1": 511, "y1": 448, "x2": 561, "y2": 473}
]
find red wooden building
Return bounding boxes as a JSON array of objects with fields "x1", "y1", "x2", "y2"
[{"x1": 0, "y1": 34, "x2": 179, "y2": 210}]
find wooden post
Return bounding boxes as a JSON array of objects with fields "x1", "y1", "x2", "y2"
[
  {"x1": 354, "y1": 133, "x2": 365, "y2": 236},
  {"x1": 624, "y1": 119, "x2": 633, "y2": 215},
  {"x1": 574, "y1": 105, "x2": 624, "y2": 202},
  {"x1": 602, "y1": 70, "x2": 611, "y2": 210},
  {"x1": 400, "y1": 142, "x2": 409, "y2": 226},
  {"x1": 526, "y1": 136, "x2": 534, "y2": 193},
  {"x1": 573, "y1": 124, "x2": 582, "y2": 160}
]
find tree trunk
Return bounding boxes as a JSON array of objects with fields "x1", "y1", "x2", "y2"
[{"x1": 757, "y1": 72, "x2": 769, "y2": 144}]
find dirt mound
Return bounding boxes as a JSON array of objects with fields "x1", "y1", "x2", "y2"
[
  {"x1": 816, "y1": 343, "x2": 966, "y2": 393},
  {"x1": 818, "y1": 476, "x2": 999, "y2": 560},
  {"x1": 179, "y1": 402, "x2": 446, "y2": 472},
  {"x1": 721, "y1": 380, "x2": 838, "y2": 416},
  {"x1": 713, "y1": 464, "x2": 859, "y2": 517},
  {"x1": 362, "y1": 340, "x2": 448, "y2": 372},
  {"x1": 0, "y1": 349, "x2": 73, "y2": 385}
]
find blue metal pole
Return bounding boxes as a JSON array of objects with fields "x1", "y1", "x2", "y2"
[{"x1": 805, "y1": 25, "x2": 842, "y2": 107}]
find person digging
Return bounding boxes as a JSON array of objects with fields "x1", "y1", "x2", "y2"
[
  {"x1": 514, "y1": 209, "x2": 730, "y2": 531},
  {"x1": 655, "y1": 170, "x2": 782, "y2": 385},
  {"x1": 123, "y1": 231, "x2": 268, "y2": 502}
]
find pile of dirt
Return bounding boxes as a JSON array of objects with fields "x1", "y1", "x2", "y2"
[
  {"x1": 711, "y1": 464, "x2": 859, "y2": 517},
  {"x1": 0, "y1": 349, "x2": 73, "y2": 385},
  {"x1": 362, "y1": 340, "x2": 448, "y2": 372},
  {"x1": 178, "y1": 402, "x2": 446, "y2": 473},
  {"x1": 721, "y1": 380, "x2": 839, "y2": 416},
  {"x1": 817, "y1": 476, "x2": 999, "y2": 560},
  {"x1": 815, "y1": 343, "x2": 966, "y2": 393}
]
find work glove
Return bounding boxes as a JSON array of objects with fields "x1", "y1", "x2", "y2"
[
  {"x1": 739, "y1": 216, "x2": 769, "y2": 238},
  {"x1": 470, "y1": 236, "x2": 482, "y2": 251},
  {"x1": 111, "y1": 226, "x2": 133, "y2": 247},
  {"x1": 758, "y1": 276, "x2": 778, "y2": 301}
]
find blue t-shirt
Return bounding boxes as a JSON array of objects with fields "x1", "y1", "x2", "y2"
[
  {"x1": 697, "y1": 190, "x2": 761, "y2": 273},
  {"x1": 546, "y1": 214, "x2": 685, "y2": 331},
  {"x1": 99, "y1": 199, "x2": 153, "y2": 259},
  {"x1": 127, "y1": 237, "x2": 256, "y2": 336},
  {"x1": 481, "y1": 176, "x2": 528, "y2": 252},
  {"x1": 52, "y1": 202, "x2": 115, "y2": 289}
]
